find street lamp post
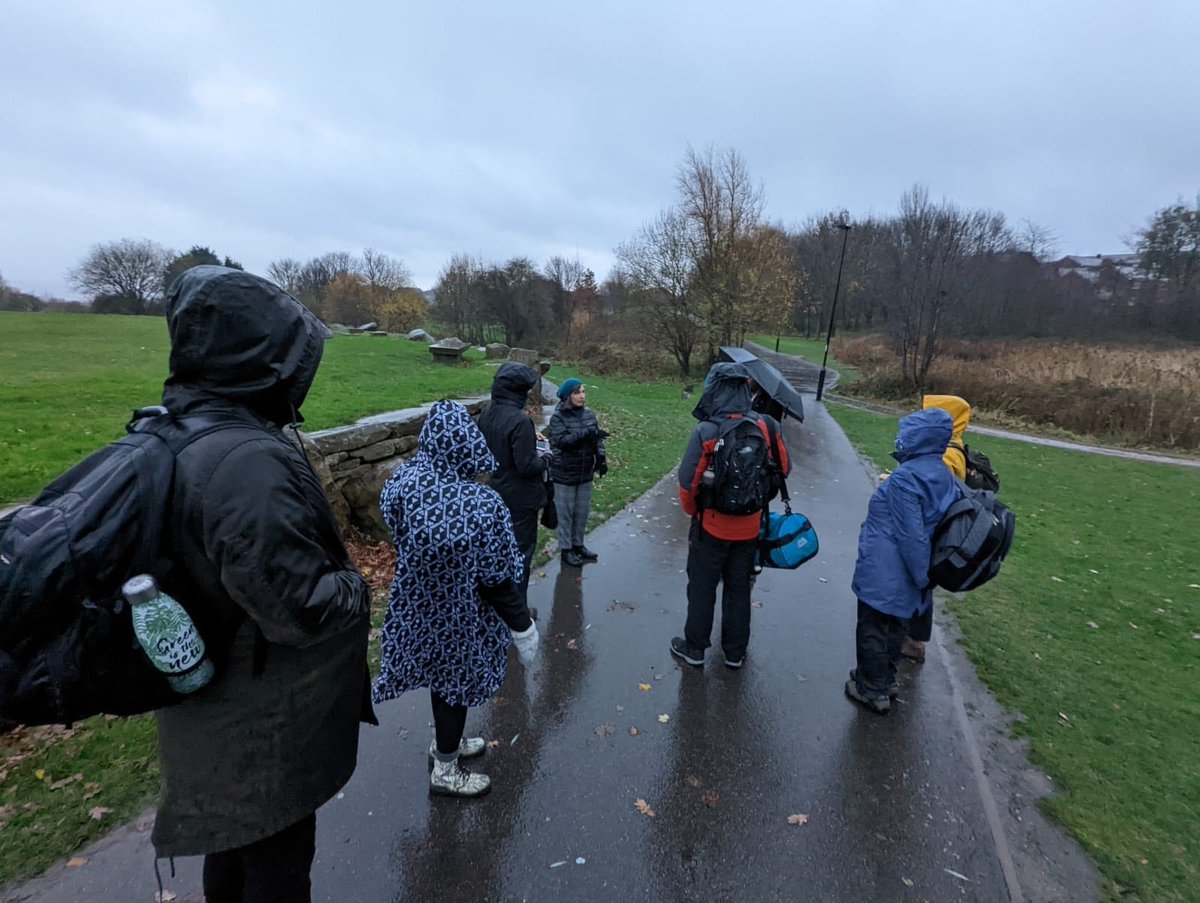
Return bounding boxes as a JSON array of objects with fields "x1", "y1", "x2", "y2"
[{"x1": 815, "y1": 222, "x2": 852, "y2": 402}]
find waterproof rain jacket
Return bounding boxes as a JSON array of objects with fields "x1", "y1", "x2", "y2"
[
  {"x1": 478, "y1": 362, "x2": 549, "y2": 510},
  {"x1": 373, "y1": 401, "x2": 525, "y2": 709},
  {"x1": 678, "y1": 363, "x2": 790, "y2": 541},
  {"x1": 548, "y1": 400, "x2": 606, "y2": 486},
  {"x1": 851, "y1": 408, "x2": 958, "y2": 620},
  {"x1": 923, "y1": 394, "x2": 972, "y2": 479},
  {"x1": 152, "y1": 266, "x2": 373, "y2": 857}
]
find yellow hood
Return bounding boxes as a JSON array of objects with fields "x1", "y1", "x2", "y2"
[{"x1": 922, "y1": 394, "x2": 971, "y2": 442}]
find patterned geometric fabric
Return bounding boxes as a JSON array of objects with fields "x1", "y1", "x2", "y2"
[{"x1": 372, "y1": 400, "x2": 524, "y2": 708}]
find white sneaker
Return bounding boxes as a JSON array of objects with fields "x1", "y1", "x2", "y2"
[
  {"x1": 430, "y1": 756, "x2": 491, "y2": 797},
  {"x1": 427, "y1": 737, "x2": 486, "y2": 765}
]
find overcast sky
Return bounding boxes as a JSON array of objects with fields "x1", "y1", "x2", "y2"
[{"x1": 3, "y1": 0, "x2": 1198, "y2": 299}]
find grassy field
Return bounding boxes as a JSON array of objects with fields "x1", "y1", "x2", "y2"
[
  {"x1": 0, "y1": 312, "x2": 497, "y2": 504},
  {"x1": 828, "y1": 403, "x2": 1200, "y2": 903},
  {"x1": 0, "y1": 312, "x2": 699, "y2": 886}
]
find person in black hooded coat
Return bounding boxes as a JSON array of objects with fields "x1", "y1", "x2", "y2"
[
  {"x1": 153, "y1": 266, "x2": 374, "y2": 903},
  {"x1": 478, "y1": 362, "x2": 549, "y2": 599}
]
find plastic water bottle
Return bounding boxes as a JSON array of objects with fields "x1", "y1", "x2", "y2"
[{"x1": 121, "y1": 574, "x2": 215, "y2": 694}]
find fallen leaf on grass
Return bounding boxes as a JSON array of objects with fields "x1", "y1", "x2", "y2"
[
  {"x1": 701, "y1": 790, "x2": 719, "y2": 808},
  {"x1": 1050, "y1": 576, "x2": 1064, "y2": 583},
  {"x1": 66, "y1": 858, "x2": 88, "y2": 868},
  {"x1": 1058, "y1": 712, "x2": 1070, "y2": 722},
  {"x1": 657, "y1": 714, "x2": 670, "y2": 723},
  {"x1": 1129, "y1": 623, "x2": 1139, "y2": 629},
  {"x1": 88, "y1": 807, "x2": 113, "y2": 821},
  {"x1": 634, "y1": 798, "x2": 656, "y2": 817},
  {"x1": 594, "y1": 723, "x2": 615, "y2": 737},
  {"x1": 637, "y1": 683, "x2": 652, "y2": 692},
  {"x1": 34, "y1": 769, "x2": 45, "y2": 781},
  {"x1": 1087, "y1": 621, "x2": 1099, "y2": 629},
  {"x1": 82, "y1": 783, "x2": 102, "y2": 800},
  {"x1": 786, "y1": 814, "x2": 809, "y2": 826},
  {"x1": 49, "y1": 772, "x2": 83, "y2": 791}
]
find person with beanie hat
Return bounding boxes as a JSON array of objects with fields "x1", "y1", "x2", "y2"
[{"x1": 548, "y1": 378, "x2": 608, "y2": 567}]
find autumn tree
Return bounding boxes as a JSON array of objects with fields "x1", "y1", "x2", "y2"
[
  {"x1": 478, "y1": 257, "x2": 554, "y2": 346},
  {"x1": 69, "y1": 238, "x2": 175, "y2": 315},
  {"x1": 434, "y1": 253, "x2": 488, "y2": 343},
  {"x1": 1134, "y1": 196, "x2": 1200, "y2": 338}
]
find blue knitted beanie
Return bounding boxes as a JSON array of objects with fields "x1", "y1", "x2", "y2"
[{"x1": 557, "y1": 377, "x2": 583, "y2": 400}]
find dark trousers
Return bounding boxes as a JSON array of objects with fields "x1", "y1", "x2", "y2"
[
  {"x1": 854, "y1": 600, "x2": 908, "y2": 696},
  {"x1": 202, "y1": 813, "x2": 317, "y2": 903},
  {"x1": 683, "y1": 521, "x2": 757, "y2": 659},
  {"x1": 907, "y1": 602, "x2": 933, "y2": 642},
  {"x1": 510, "y1": 506, "x2": 539, "y2": 596},
  {"x1": 431, "y1": 690, "x2": 469, "y2": 755}
]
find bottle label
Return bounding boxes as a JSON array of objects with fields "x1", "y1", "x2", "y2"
[{"x1": 131, "y1": 598, "x2": 208, "y2": 675}]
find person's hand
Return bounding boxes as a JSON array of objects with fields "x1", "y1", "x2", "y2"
[
  {"x1": 511, "y1": 622, "x2": 540, "y2": 665},
  {"x1": 595, "y1": 458, "x2": 608, "y2": 477},
  {"x1": 597, "y1": 429, "x2": 610, "y2": 439}
]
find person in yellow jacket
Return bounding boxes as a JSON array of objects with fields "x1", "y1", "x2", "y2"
[{"x1": 900, "y1": 394, "x2": 972, "y2": 663}]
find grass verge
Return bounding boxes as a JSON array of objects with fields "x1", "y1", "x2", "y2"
[
  {"x1": 828, "y1": 402, "x2": 1200, "y2": 902},
  {"x1": 747, "y1": 333, "x2": 860, "y2": 385}
]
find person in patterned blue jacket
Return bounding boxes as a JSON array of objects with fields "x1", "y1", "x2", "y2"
[
  {"x1": 373, "y1": 401, "x2": 540, "y2": 797},
  {"x1": 846, "y1": 408, "x2": 958, "y2": 715}
]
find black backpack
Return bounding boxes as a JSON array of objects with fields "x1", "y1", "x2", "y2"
[
  {"x1": 929, "y1": 483, "x2": 1016, "y2": 592},
  {"x1": 0, "y1": 407, "x2": 243, "y2": 726},
  {"x1": 952, "y1": 442, "x2": 1000, "y2": 492},
  {"x1": 702, "y1": 415, "x2": 780, "y2": 516}
]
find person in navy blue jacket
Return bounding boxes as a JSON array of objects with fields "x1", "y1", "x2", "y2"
[{"x1": 846, "y1": 408, "x2": 958, "y2": 714}]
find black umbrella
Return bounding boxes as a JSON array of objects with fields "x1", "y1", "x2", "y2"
[{"x1": 719, "y1": 346, "x2": 805, "y2": 422}]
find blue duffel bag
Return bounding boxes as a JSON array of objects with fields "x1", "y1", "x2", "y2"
[{"x1": 757, "y1": 502, "x2": 819, "y2": 570}]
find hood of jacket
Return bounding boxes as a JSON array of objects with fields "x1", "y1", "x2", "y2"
[
  {"x1": 162, "y1": 266, "x2": 330, "y2": 425},
  {"x1": 490, "y1": 361, "x2": 539, "y2": 408},
  {"x1": 922, "y1": 394, "x2": 971, "y2": 444},
  {"x1": 692, "y1": 362, "x2": 752, "y2": 420},
  {"x1": 892, "y1": 408, "x2": 953, "y2": 463},
  {"x1": 412, "y1": 399, "x2": 499, "y2": 480}
]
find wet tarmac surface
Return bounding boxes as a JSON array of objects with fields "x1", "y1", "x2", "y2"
[{"x1": 2, "y1": 397, "x2": 1098, "y2": 903}]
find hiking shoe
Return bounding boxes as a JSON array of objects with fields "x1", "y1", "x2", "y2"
[
  {"x1": 561, "y1": 549, "x2": 584, "y2": 568},
  {"x1": 428, "y1": 737, "x2": 486, "y2": 766},
  {"x1": 724, "y1": 653, "x2": 745, "y2": 670},
  {"x1": 430, "y1": 757, "x2": 491, "y2": 797},
  {"x1": 849, "y1": 669, "x2": 898, "y2": 698},
  {"x1": 900, "y1": 637, "x2": 926, "y2": 663},
  {"x1": 669, "y1": 637, "x2": 704, "y2": 667},
  {"x1": 574, "y1": 545, "x2": 599, "y2": 562},
  {"x1": 844, "y1": 679, "x2": 891, "y2": 715}
]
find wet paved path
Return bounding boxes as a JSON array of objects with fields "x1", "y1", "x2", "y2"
[{"x1": 3, "y1": 399, "x2": 1098, "y2": 902}]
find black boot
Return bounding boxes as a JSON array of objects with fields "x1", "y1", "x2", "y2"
[
  {"x1": 561, "y1": 549, "x2": 584, "y2": 567},
  {"x1": 574, "y1": 545, "x2": 599, "y2": 562}
]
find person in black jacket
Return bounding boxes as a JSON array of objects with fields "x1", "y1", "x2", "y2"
[
  {"x1": 153, "y1": 266, "x2": 374, "y2": 903},
  {"x1": 478, "y1": 362, "x2": 550, "y2": 600},
  {"x1": 547, "y1": 377, "x2": 607, "y2": 567}
]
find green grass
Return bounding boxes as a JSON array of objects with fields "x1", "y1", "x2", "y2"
[
  {"x1": 0, "y1": 312, "x2": 496, "y2": 504},
  {"x1": 747, "y1": 333, "x2": 860, "y2": 384},
  {"x1": 0, "y1": 313, "x2": 699, "y2": 886},
  {"x1": 828, "y1": 403, "x2": 1200, "y2": 902}
]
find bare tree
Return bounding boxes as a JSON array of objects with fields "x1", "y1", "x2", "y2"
[
  {"x1": 360, "y1": 248, "x2": 413, "y2": 291},
  {"x1": 69, "y1": 238, "x2": 175, "y2": 314},
  {"x1": 616, "y1": 207, "x2": 704, "y2": 375},
  {"x1": 676, "y1": 146, "x2": 771, "y2": 357},
  {"x1": 435, "y1": 253, "x2": 488, "y2": 343},
  {"x1": 1017, "y1": 218, "x2": 1060, "y2": 262},
  {"x1": 267, "y1": 257, "x2": 303, "y2": 294}
]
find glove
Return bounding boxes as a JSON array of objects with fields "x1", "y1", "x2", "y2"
[
  {"x1": 511, "y1": 622, "x2": 540, "y2": 665},
  {"x1": 595, "y1": 458, "x2": 608, "y2": 477},
  {"x1": 597, "y1": 428, "x2": 610, "y2": 439}
]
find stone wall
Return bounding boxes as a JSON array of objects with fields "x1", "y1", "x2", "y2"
[{"x1": 299, "y1": 396, "x2": 489, "y2": 540}]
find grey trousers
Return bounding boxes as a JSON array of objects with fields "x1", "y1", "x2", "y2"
[{"x1": 554, "y1": 480, "x2": 593, "y2": 549}]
